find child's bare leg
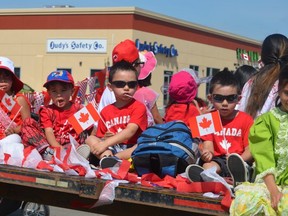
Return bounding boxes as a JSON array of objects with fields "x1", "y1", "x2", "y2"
[
  {"x1": 85, "y1": 135, "x2": 103, "y2": 155},
  {"x1": 85, "y1": 135, "x2": 102, "y2": 147},
  {"x1": 100, "y1": 150, "x2": 113, "y2": 159},
  {"x1": 203, "y1": 161, "x2": 221, "y2": 173},
  {"x1": 115, "y1": 144, "x2": 137, "y2": 160}
]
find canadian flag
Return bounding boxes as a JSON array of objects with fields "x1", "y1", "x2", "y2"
[
  {"x1": 241, "y1": 53, "x2": 250, "y2": 61},
  {"x1": 189, "y1": 111, "x2": 223, "y2": 138},
  {"x1": 68, "y1": 102, "x2": 100, "y2": 134},
  {"x1": 0, "y1": 90, "x2": 22, "y2": 114}
]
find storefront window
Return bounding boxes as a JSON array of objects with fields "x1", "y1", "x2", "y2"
[
  {"x1": 189, "y1": 65, "x2": 199, "y2": 72},
  {"x1": 163, "y1": 71, "x2": 173, "y2": 106},
  {"x1": 206, "y1": 67, "x2": 220, "y2": 95},
  {"x1": 57, "y1": 68, "x2": 72, "y2": 74},
  {"x1": 90, "y1": 69, "x2": 102, "y2": 89},
  {"x1": 14, "y1": 67, "x2": 21, "y2": 78}
]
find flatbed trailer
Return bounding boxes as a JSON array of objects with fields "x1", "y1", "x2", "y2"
[{"x1": 0, "y1": 164, "x2": 229, "y2": 216}]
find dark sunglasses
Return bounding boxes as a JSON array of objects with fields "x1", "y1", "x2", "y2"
[
  {"x1": 212, "y1": 94, "x2": 239, "y2": 103},
  {"x1": 132, "y1": 61, "x2": 145, "y2": 68},
  {"x1": 111, "y1": 80, "x2": 138, "y2": 88}
]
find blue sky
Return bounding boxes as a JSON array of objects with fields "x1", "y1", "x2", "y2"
[{"x1": 1, "y1": 0, "x2": 287, "y2": 41}]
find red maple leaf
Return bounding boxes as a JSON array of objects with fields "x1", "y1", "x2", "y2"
[
  {"x1": 5, "y1": 97, "x2": 12, "y2": 106},
  {"x1": 199, "y1": 117, "x2": 212, "y2": 129},
  {"x1": 78, "y1": 112, "x2": 89, "y2": 123}
]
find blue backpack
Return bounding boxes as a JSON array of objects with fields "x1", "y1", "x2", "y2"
[{"x1": 132, "y1": 121, "x2": 199, "y2": 178}]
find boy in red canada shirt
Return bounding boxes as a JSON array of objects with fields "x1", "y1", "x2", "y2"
[
  {"x1": 86, "y1": 61, "x2": 147, "y2": 166},
  {"x1": 186, "y1": 69, "x2": 254, "y2": 187}
]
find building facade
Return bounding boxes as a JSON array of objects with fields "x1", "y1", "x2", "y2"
[{"x1": 0, "y1": 7, "x2": 261, "y2": 109}]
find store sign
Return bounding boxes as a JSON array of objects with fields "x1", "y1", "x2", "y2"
[
  {"x1": 47, "y1": 39, "x2": 107, "y2": 53},
  {"x1": 135, "y1": 39, "x2": 178, "y2": 57}
]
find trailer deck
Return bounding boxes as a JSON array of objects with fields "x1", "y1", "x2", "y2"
[{"x1": 0, "y1": 164, "x2": 229, "y2": 216}]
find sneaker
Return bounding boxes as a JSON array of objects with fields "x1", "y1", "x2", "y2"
[
  {"x1": 42, "y1": 147, "x2": 54, "y2": 161},
  {"x1": 227, "y1": 153, "x2": 247, "y2": 187},
  {"x1": 76, "y1": 144, "x2": 91, "y2": 160},
  {"x1": 185, "y1": 164, "x2": 204, "y2": 182},
  {"x1": 99, "y1": 156, "x2": 121, "y2": 169}
]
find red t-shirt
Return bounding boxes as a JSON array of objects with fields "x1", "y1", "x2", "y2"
[
  {"x1": 96, "y1": 99, "x2": 147, "y2": 144},
  {"x1": 39, "y1": 103, "x2": 83, "y2": 145},
  {"x1": 164, "y1": 103, "x2": 200, "y2": 126},
  {"x1": 201, "y1": 111, "x2": 253, "y2": 156}
]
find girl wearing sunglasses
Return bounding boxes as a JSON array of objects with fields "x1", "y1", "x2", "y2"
[{"x1": 134, "y1": 51, "x2": 164, "y2": 126}]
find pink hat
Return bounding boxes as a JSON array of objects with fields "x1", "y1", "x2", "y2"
[
  {"x1": 0, "y1": 56, "x2": 24, "y2": 93},
  {"x1": 169, "y1": 70, "x2": 198, "y2": 103},
  {"x1": 138, "y1": 51, "x2": 157, "y2": 80},
  {"x1": 112, "y1": 39, "x2": 139, "y2": 64}
]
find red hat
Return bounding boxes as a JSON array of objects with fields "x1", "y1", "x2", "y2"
[
  {"x1": 112, "y1": 39, "x2": 139, "y2": 64},
  {"x1": 138, "y1": 51, "x2": 157, "y2": 80},
  {"x1": 169, "y1": 70, "x2": 198, "y2": 103},
  {"x1": 0, "y1": 56, "x2": 24, "y2": 94}
]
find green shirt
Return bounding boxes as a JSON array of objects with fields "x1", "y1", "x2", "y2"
[{"x1": 249, "y1": 107, "x2": 288, "y2": 185}]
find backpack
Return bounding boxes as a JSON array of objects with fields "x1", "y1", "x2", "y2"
[{"x1": 132, "y1": 120, "x2": 199, "y2": 178}]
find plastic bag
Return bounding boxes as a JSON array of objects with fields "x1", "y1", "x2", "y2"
[
  {"x1": 200, "y1": 166, "x2": 233, "y2": 196},
  {"x1": 0, "y1": 134, "x2": 24, "y2": 166}
]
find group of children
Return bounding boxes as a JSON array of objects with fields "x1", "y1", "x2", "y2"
[
  {"x1": 0, "y1": 39, "x2": 151, "y2": 168},
  {"x1": 1, "y1": 33, "x2": 288, "y2": 215}
]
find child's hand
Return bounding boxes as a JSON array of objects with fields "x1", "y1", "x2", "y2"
[
  {"x1": 90, "y1": 141, "x2": 107, "y2": 156},
  {"x1": 200, "y1": 106, "x2": 216, "y2": 114},
  {"x1": 100, "y1": 150, "x2": 113, "y2": 158},
  {"x1": 5, "y1": 127, "x2": 15, "y2": 136},
  {"x1": 201, "y1": 150, "x2": 213, "y2": 162},
  {"x1": 270, "y1": 190, "x2": 283, "y2": 210}
]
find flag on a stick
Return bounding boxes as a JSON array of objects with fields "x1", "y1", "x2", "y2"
[
  {"x1": 189, "y1": 111, "x2": 222, "y2": 138},
  {"x1": 87, "y1": 76, "x2": 97, "y2": 94},
  {"x1": 75, "y1": 78, "x2": 88, "y2": 104},
  {"x1": 68, "y1": 102, "x2": 100, "y2": 134},
  {"x1": 85, "y1": 90, "x2": 97, "y2": 103},
  {"x1": 0, "y1": 90, "x2": 22, "y2": 115},
  {"x1": 0, "y1": 106, "x2": 16, "y2": 129}
]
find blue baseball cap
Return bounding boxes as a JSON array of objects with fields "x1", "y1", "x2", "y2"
[{"x1": 43, "y1": 70, "x2": 74, "y2": 88}]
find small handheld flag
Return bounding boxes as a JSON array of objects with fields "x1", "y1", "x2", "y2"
[
  {"x1": 189, "y1": 111, "x2": 223, "y2": 138},
  {"x1": 68, "y1": 103, "x2": 100, "y2": 134},
  {"x1": 0, "y1": 90, "x2": 22, "y2": 115}
]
